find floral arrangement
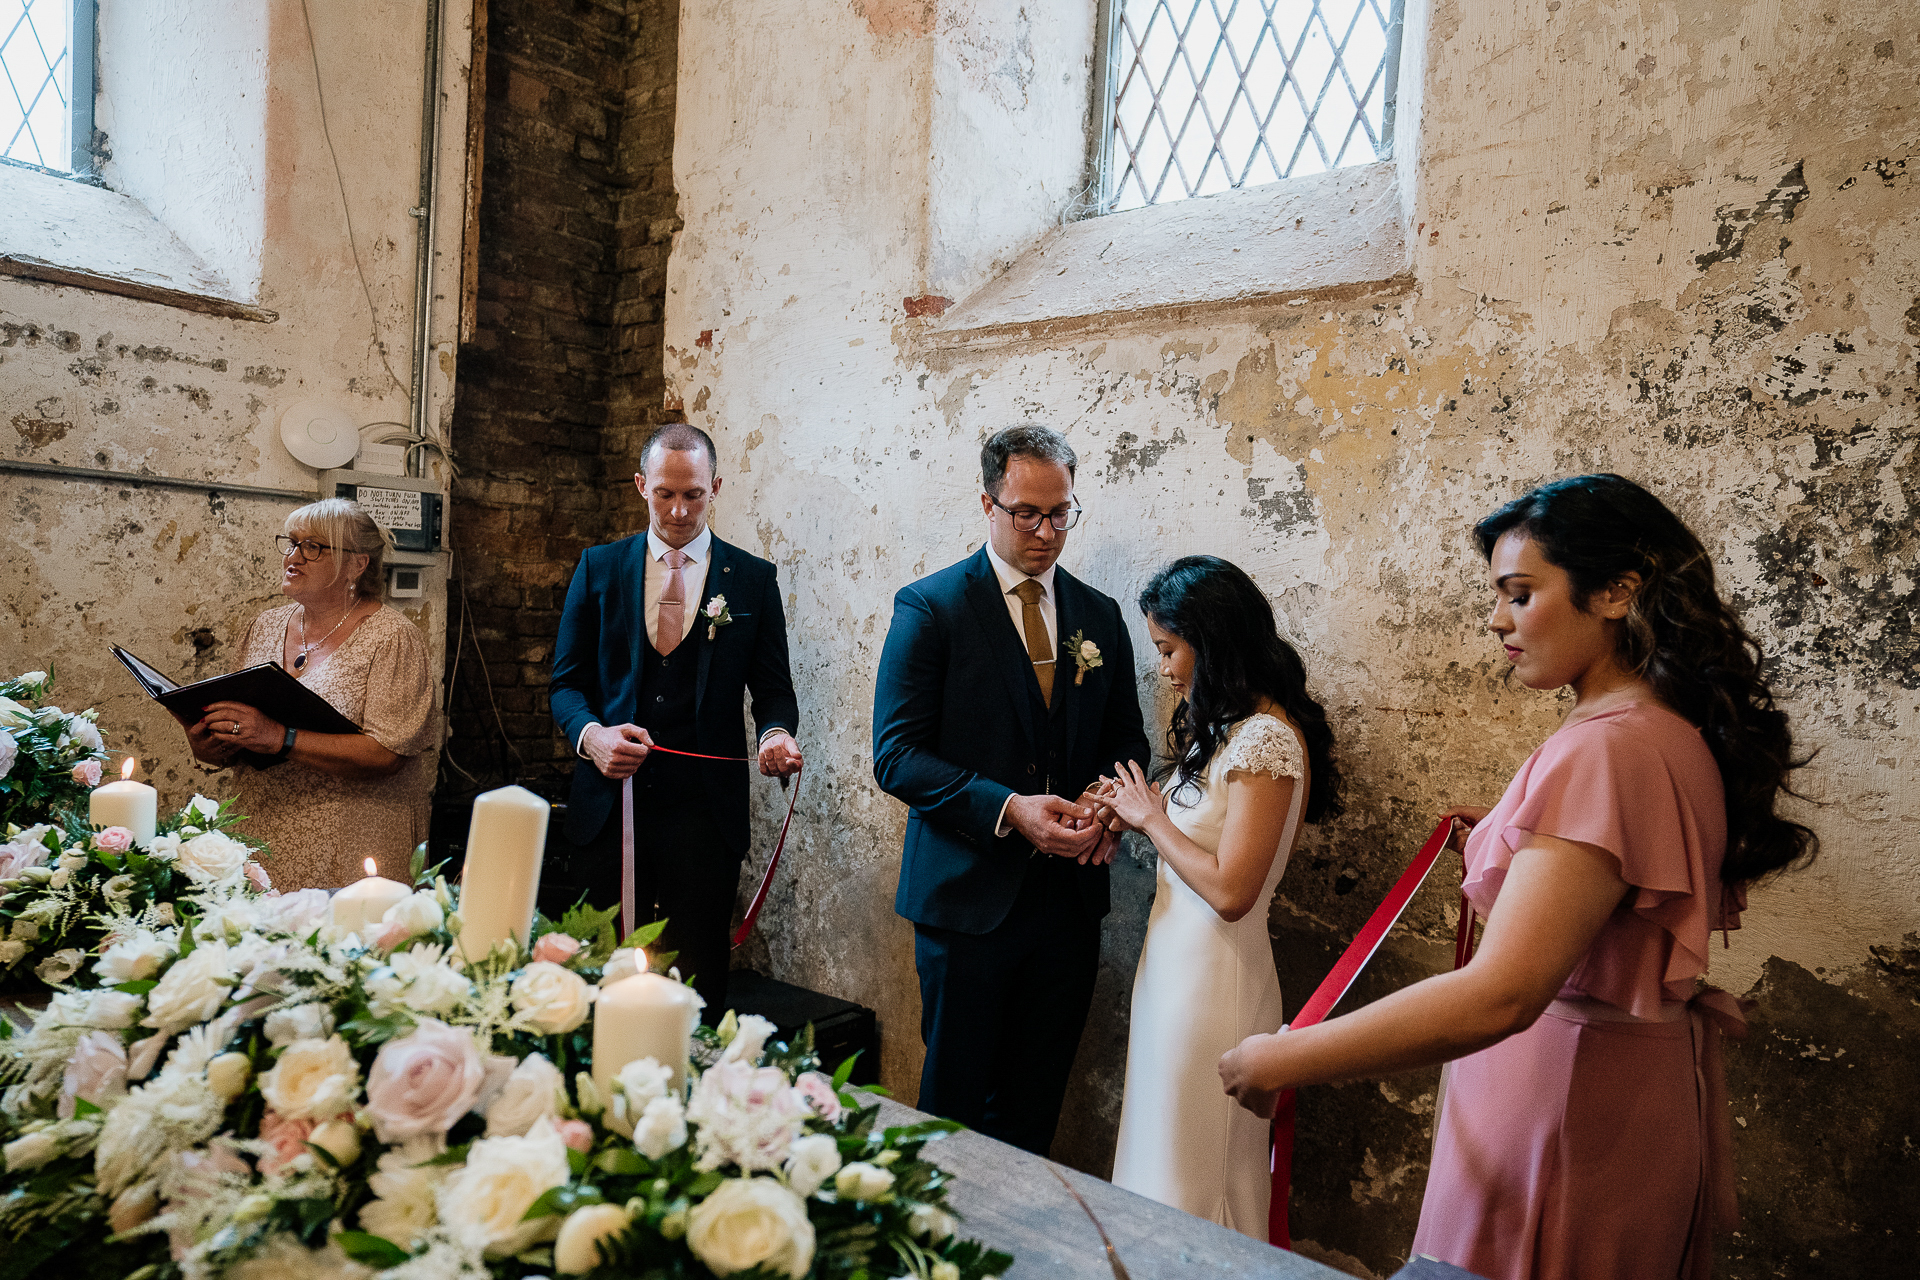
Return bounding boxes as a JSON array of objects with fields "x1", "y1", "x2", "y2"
[
  {"x1": 0, "y1": 670, "x2": 109, "y2": 833},
  {"x1": 0, "y1": 863, "x2": 1014, "y2": 1280},
  {"x1": 0, "y1": 794, "x2": 267, "y2": 992}
]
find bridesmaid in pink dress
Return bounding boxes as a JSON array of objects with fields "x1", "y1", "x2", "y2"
[{"x1": 1218, "y1": 474, "x2": 1816, "y2": 1280}]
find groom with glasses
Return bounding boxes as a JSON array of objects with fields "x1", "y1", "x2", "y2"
[{"x1": 873, "y1": 424, "x2": 1150, "y2": 1156}]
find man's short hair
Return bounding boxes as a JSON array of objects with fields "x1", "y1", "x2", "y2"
[
  {"x1": 640, "y1": 422, "x2": 719, "y2": 477},
  {"x1": 981, "y1": 425, "x2": 1076, "y2": 498}
]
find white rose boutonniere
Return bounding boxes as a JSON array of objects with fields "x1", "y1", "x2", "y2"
[
  {"x1": 1067, "y1": 630, "x2": 1103, "y2": 685},
  {"x1": 701, "y1": 594, "x2": 734, "y2": 641}
]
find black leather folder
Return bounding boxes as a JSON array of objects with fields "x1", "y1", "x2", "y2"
[{"x1": 111, "y1": 645, "x2": 362, "y2": 768}]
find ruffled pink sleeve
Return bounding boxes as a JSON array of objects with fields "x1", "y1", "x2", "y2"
[{"x1": 1461, "y1": 706, "x2": 1729, "y2": 1016}]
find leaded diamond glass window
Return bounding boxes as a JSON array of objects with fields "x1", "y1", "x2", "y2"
[
  {"x1": 2, "y1": 0, "x2": 92, "y2": 174},
  {"x1": 1100, "y1": 0, "x2": 1404, "y2": 213}
]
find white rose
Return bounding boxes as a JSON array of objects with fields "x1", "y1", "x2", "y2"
[
  {"x1": 35, "y1": 948, "x2": 87, "y2": 986},
  {"x1": 553, "y1": 1202, "x2": 633, "y2": 1275},
  {"x1": 308, "y1": 1117, "x2": 362, "y2": 1167},
  {"x1": 685, "y1": 1177, "x2": 815, "y2": 1279},
  {"x1": 437, "y1": 1117, "x2": 572, "y2": 1256},
  {"x1": 604, "y1": 1056, "x2": 673, "y2": 1138},
  {"x1": 206, "y1": 1051, "x2": 253, "y2": 1101},
  {"x1": 1081, "y1": 639, "x2": 1101, "y2": 659},
  {"x1": 393, "y1": 946, "x2": 472, "y2": 1016},
  {"x1": 96, "y1": 930, "x2": 175, "y2": 984},
  {"x1": 510, "y1": 961, "x2": 594, "y2": 1034},
  {"x1": 67, "y1": 718, "x2": 103, "y2": 754},
  {"x1": 632, "y1": 1095, "x2": 688, "y2": 1161},
  {"x1": 259, "y1": 1036, "x2": 361, "y2": 1120},
  {"x1": 833, "y1": 1161, "x2": 895, "y2": 1201},
  {"x1": 143, "y1": 941, "x2": 236, "y2": 1033},
  {"x1": 176, "y1": 829, "x2": 251, "y2": 884},
  {"x1": 720, "y1": 1013, "x2": 777, "y2": 1065},
  {"x1": 3, "y1": 1129, "x2": 61, "y2": 1171},
  {"x1": 186, "y1": 794, "x2": 222, "y2": 822},
  {"x1": 0, "y1": 941, "x2": 24, "y2": 966},
  {"x1": 381, "y1": 891, "x2": 445, "y2": 940},
  {"x1": 0, "y1": 732, "x2": 14, "y2": 781},
  {"x1": 254, "y1": 888, "x2": 333, "y2": 936},
  {"x1": 264, "y1": 1002, "x2": 335, "y2": 1047},
  {"x1": 482, "y1": 1052, "x2": 565, "y2": 1138},
  {"x1": 784, "y1": 1132, "x2": 842, "y2": 1197},
  {"x1": 145, "y1": 833, "x2": 181, "y2": 862},
  {"x1": 599, "y1": 947, "x2": 642, "y2": 985},
  {"x1": 909, "y1": 1201, "x2": 958, "y2": 1242},
  {"x1": 932, "y1": 1262, "x2": 961, "y2": 1280},
  {"x1": 81, "y1": 989, "x2": 142, "y2": 1030}
]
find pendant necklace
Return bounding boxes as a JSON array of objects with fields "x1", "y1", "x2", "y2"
[{"x1": 295, "y1": 600, "x2": 358, "y2": 671}]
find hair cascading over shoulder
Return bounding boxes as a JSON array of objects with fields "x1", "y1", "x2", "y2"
[
  {"x1": 1474, "y1": 473, "x2": 1817, "y2": 886},
  {"x1": 1137, "y1": 555, "x2": 1342, "y2": 823}
]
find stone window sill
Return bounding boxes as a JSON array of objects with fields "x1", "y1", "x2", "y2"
[
  {"x1": 921, "y1": 161, "x2": 1409, "y2": 352},
  {"x1": 0, "y1": 163, "x2": 276, "y2": 323}
]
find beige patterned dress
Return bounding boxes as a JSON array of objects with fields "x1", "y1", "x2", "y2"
[{"x1": 229, "y1": 603, "x2": 437, "y2": 888}]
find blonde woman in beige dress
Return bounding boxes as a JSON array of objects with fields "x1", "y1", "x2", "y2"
[{"x1": 181, "y1": 499, "x2": 437, "y2": 888}]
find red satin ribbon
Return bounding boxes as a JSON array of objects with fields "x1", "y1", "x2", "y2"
[
  {"x1": 618, "y1": 744, "x2": 803, "y2": 947},
  {"x1": 1269, "y1": 817, "x2": 1464, "y2": 1249}
]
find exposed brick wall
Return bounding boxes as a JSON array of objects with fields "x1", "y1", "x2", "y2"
[{"x1": 445, "y1": 0, "x2": 678, "y2": 792}]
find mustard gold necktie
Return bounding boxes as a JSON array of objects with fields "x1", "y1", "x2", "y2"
[{"x1": 1013, "y1": 578, "x2": 1054, "y2": 707}]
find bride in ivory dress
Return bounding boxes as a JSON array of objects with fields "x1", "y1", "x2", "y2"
[{"x1": 1098, "y1": 555, "x2": 1342, "y2": 1238}]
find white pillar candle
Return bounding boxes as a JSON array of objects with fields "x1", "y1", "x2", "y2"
[
  {"x1": 458, "y1": 784, "x2": 550, "y2": 960},
  {"x1": 330, "y1": 858, "x2": 412, "y2": 938},
  {"x1": 90, "y1": 762, "x2": 157, "y2": 846},
  {"x1": 593, "y1": 967, "x2": 699, "y2": 1098}
]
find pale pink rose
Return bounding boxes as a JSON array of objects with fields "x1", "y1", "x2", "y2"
[
  {"x1": 373, "y1": 919, "x2": 412, "y2": 953},
  {"x1": 531, "y1": 933, "x2": 582, "y2": 965},
  {"x1": 93, "y1": 826, "x2": 134, "y2": 853},
  {"x1": 127, "y1": 1031, "x2": 170, "y2": 1081},
  {"x1": 793, "y1": 1071, "x2": 844, "y2": 1123},
  {"x1": 71, "y1": 759, "x2": 102, "y2": 787},
  {"x1": 244, "y1": 861, "x2": 273, "y2": 892},
  {"x1": 364, "y1": 1017, "x2": 487, "y2": 1143},
  {"x1": 257, "y1": 1109, "x2": 317, "y2": 1176},
  {"x1": 555, "y1": 1118, "x2": 594, "y2": 1153},
  {"x1": 57, "y1": 1030, "x2": 129, "y2": 1118}
]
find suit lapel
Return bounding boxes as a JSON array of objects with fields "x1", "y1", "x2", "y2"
[
  {"x1": 1051, "y1": 568, "x2": 1083, "y2": 771},
  {"x1": 961, "y1": 549, "x2": 1038, "y2": 751},
  {"x1": 695, "y1": 537, "x2": 728, "y2": 718},
  {"x1": 625, "y1": 536, "x2": 650, "y2": 718}
]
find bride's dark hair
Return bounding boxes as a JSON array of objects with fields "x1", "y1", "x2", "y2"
[
  {"x1": 1138, "y1": 556, "x2": 1341, "y2": 822},
  {"x1": 1475, "y1": 474, "x2": 1816, "y2": 886}
]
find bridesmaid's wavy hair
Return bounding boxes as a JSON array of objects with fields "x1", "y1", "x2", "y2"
[
  {"x1": 1138, "y1": 556, "x2": 1341, "y2": 823},
  {"x1": 1475, "y1": 474, "x2": 1816, "y2": 886}
]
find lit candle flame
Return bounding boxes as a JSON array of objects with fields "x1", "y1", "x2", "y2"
[
  {"x1": 637, "y1": 948, "x2": 651, "y2": 976},
  {"x1": 363, "y1": 857, "x2": 379, "y2": 878},
  {"x1": 121, "y1": 758, "x2": 138, "y2": 781}
]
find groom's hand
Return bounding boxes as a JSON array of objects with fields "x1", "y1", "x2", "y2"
[
  {"x1": 1004, "y1": 793, "x2": 1102, "y2": 860},
  {"x1": 584, "y1": 723, "x2": 652, "y2": 779}
]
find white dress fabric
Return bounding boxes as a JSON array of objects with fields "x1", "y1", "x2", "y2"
[{"x1": 1111, "y1": 712, "x2": 1306, "y2": 1238}]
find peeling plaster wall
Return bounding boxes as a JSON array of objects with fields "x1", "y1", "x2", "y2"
[
  {"x1": 669, "y1": 0, "x2": 1916, "y2": 1273},
  {"x1": 2, "y1": 0, "x2": 469, "y2": 813}
]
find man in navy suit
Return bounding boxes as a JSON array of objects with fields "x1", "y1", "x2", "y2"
[
  {"x1": 551, "y1": 422, "x2": 801, "y2": 1017},
  {"x1": 873, "y1": 425, "x2": 1150, "y2": 1155}
]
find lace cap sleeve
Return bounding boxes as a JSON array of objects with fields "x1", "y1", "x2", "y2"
[{"x1": 1219, "y1": 714, "x2": 1304, "y2": 782}]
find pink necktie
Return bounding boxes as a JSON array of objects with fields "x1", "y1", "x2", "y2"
[{"x1": 657, "y1": 548, "x2": 688, "y2": 655}]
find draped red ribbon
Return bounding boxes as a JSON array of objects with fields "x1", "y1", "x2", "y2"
[
  {"x1": 1269, "y1": 817, "x2": 1467, "y2": 1249},
  {"x1": 618, "y1": 744, "x2": 803, "y2": 947}
]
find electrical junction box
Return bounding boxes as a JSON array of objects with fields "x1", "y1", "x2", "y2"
[
  {"x1": 319, "y1": 469, "x2": 447, "y2": 556},
  {"x1": 388, "y1": 564, "x2": 428, "y2": 598}
]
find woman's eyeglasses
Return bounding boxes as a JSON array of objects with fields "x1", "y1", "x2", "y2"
[{"x1": 275, "y1": 535, "x2": 338, "y2": 563}]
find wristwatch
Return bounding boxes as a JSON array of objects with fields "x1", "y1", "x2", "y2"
[{"x1": 277, "y1": 726, "x2": 298, "y2": 759}]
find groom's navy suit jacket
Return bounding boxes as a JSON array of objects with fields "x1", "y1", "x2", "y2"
[
  {"x1": 873, "y1": 548, "x2": 1151, "y2": 934},
  {"x1": 550, "y1": 532, "x2": 798, "y2": 854}
]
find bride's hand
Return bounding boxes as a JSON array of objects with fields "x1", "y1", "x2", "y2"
[
  {"x1": 1440, "y1": 804, "x2": 1492, "y2": 852},
  {"x1": 1103, "y1": 760, "x2": 1163, "y2": 832},
  {"x1": 1219, "y1": 1029, "x2": 1288, "y2": 1118}
]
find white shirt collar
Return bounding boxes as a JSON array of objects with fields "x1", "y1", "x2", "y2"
[
  {"x1": 984, "y1": 541, "x2": 1057, "y2": 600},
  {"x1": 647, "y1": 526, "x2": 712, "y2": 563}
]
